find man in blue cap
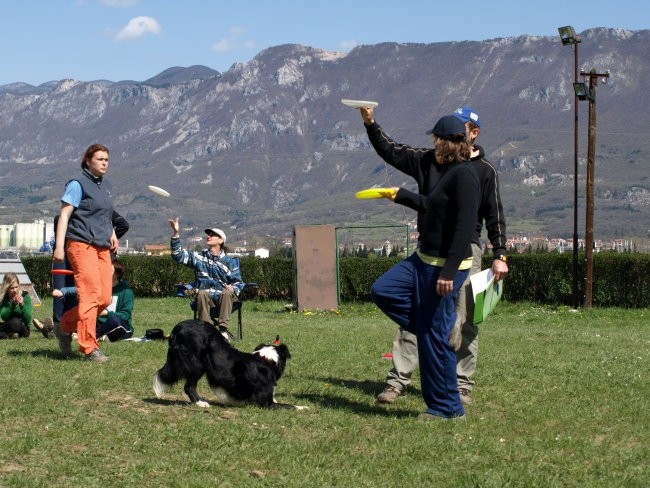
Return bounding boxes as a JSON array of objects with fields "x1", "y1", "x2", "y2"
[{"x1": 359, "y1": 105, "x2": 508, "y2": 411}]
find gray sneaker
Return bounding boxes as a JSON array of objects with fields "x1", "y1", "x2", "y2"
[
  {"x1": 86, "y1": 349, "x2": 110, "y2": 363},
  {"x1": 54, "y1": 322, "x2": 73, "y2": 356},
  {"x1": 376, "y1": 385, "x2": 405, "y2": 404}
]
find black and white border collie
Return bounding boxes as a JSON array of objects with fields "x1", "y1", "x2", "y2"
[{"x1": 153, "y1": 319, "x2": 303, "y2": 409}]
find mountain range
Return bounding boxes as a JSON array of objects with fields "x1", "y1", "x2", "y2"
[{"x1": 1, "y1": 27, "x2": 648, "y2": 250}]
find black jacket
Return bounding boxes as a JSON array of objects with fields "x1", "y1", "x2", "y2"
[
  {"x1": 395, "y1": 163, "x2": 479, "y2": 279},
  {"x1": 366, "y1": 121, "x2": 507, "y2": 258}
]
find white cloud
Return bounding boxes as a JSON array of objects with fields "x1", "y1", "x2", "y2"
[
  {"x1": 212, "y1": 38, "x2": 235, "y2": 52},
  {"x1": 212, "y1": 26, "x2": 247, "y2": 53},
  {"x1": 114, "y1": 16, "x2": 161, "y2": 42},
  {"x1": 339, "y1": 39, "x2": 358, "y2": 51}
]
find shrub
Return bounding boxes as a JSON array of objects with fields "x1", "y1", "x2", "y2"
[{"x1": 21, "y1": 252, "x2": 650, "y2": 308}]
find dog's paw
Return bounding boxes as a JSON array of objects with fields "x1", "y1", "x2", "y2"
[
  {"x1": 294, "y1": 405, "x2": 309, "y2": 410},
  {"x1": 195, "y1": 400, "x2": 210, "y2": 408}
]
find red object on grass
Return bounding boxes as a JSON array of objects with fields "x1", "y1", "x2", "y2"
[{"x1": 382, "y1": 353, "x2": 393, "y2": 359}]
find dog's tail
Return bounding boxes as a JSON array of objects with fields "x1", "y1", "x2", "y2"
[
  {"x1": 152, "y1": 370, "x2": 170, "y2": 399},
  {"x1": 153, "y1": 347, "x2": 184, "y2": 399}
]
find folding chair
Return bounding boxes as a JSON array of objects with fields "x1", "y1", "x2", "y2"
[{"x1": 175, "y1": 258, "x2": 257, "y2": 340}]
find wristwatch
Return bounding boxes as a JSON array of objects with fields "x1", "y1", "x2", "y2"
[{"x1": 496, "y1": 255, "x2": 507, "y2": 263}]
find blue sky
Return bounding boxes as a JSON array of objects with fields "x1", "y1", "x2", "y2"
[{"x1": 1, "y1": 0, "x2": 647, "y2": 86}]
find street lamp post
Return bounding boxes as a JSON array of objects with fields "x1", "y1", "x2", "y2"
[
  {"x1": 575, "y1": 68, "x2": 610, "y2": 307},
  {"x1": 558, "y1": 26, "x2": 581, "y2": 309}
]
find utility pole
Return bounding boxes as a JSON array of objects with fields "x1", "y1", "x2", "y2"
[{"x1": 582, "y1": 68, "x2": 610, "y2": 308}]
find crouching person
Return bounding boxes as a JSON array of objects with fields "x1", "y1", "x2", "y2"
[{"x1": 0, "y1": 273, "x2": 32, "y2": 339}]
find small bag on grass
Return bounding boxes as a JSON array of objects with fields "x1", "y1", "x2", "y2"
[{"x1": 145, "y1": 328, "x2": 166, "y2": 340}]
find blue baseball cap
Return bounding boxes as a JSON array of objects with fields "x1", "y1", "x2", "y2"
[
  {"x1": 426, "y1": 115, "x2": 467, "y2": 141},
  {"x1": 453, "y1": 106, "x2": 481, "y2": 128}
]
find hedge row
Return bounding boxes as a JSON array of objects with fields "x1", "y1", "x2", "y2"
[
  {"x1": 22, "y1": 252, "x2": 650, "y2": 308},
  {"x1": 505, "y1": 252, "x2": 650, "y2": 308}
]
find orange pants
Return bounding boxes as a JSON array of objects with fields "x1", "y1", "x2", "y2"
[{"x1": 61, "y1": 240, "x2": 112, "y2": 355}]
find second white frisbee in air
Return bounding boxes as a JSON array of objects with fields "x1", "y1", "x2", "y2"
[
  {"x1": 148, "y1": 185, "x2": 170, "y2": 197},
  {"x1": 341, "y1": 99, "x2": 379, "y2": 108}
]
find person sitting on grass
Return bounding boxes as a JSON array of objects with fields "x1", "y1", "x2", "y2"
[
  {"x1": 0, "y1": 273, "x2": 32, "y2": 339},
  {"x1": 54, "y1": 259, "x2": 134, "y2": 342}
]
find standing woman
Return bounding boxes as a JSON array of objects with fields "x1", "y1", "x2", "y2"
[
  {"x1": 53, "y1": 144, "x2": 118, "y2": 362},
  {"x1": 0, "y1": 273, "x2": 32, "y2": 339},
  {"x1": 378, "y1": 115, "x2": 480, "y2": 419}
]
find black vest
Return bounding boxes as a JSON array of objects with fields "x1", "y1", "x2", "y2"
[{"x1": 65, "y1": 169, "x2": 114, "y2": 248}]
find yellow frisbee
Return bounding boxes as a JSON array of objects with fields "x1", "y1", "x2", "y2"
[{"x1": 354, "y1": 187, "x2": 396, "y2": 199}]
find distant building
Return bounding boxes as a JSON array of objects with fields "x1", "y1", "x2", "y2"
[
  {"x1": 144, "y1": 244, "x2": 170, "y2": 256},
  {"x1": 506, "y1": 236, "x2": 529, "y2": 252},
  {"x1": 611, "y1": 239, "x2": 631, "y2": 252},
  {"x1": 231, "y1": 247, "x2": 255, "y2": 257},
  {"x1": 254, "y1": 247, "x2": 270, "y2": 259},
  {"x1": 549, "y1": 238, "x2": 568, "y2": 252},
  {"x1": 0, "y1": 225, "x2": 12, "y2": 248},
  {"x1": 0, "y1": 219, "x2": 54, "y2": 249}
]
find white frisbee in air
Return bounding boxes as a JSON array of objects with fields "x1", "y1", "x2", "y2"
[
  {"x1": 341, "y1": 99, "x2": 379, "y2": 108},
  {"x1": 148, "y1": 185, "x2": 170, "y2": 197}
]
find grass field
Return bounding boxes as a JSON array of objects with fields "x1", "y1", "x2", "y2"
[{"x1": 1, "y1": 299, "x2": 648, "y2": 487}]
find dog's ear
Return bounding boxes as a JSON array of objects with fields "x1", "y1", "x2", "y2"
[{"x1": 275, "y1": 343, "x2": 291, "y2": 359}]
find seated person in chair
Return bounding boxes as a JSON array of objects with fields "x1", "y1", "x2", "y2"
[{"x1": 169, "y1": 217, "x2": 244, "y2": 336}]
